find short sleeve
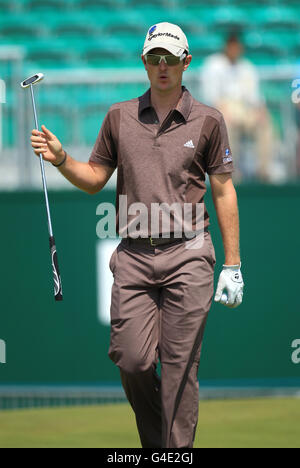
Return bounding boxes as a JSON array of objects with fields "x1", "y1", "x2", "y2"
[
  {"x1": 89, "y1": 108, "x2": 119, "y2": 168},
  {"x1": 205, "y1": 114, "x2": 234, "y2": 175}
]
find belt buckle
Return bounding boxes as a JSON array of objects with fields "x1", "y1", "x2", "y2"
[{"x1": 149, "y1": 237, "x2": 157, "y2": 247}]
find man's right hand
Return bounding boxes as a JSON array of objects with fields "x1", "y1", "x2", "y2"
[
  {"x1": 31, "y1": 123, "x2": 115, "y2": 194},
  {"x1": 31, "y1": 125, "x2": 65, "y2": 166}
]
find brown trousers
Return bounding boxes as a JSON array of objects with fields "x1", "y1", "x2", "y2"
[{"x1": 108, "y1": 230, "x2": 216, "y2": 448}]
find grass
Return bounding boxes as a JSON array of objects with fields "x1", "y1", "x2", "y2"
[{"x1": 0, "y1": 398, "x2": 299, "y2": 448}]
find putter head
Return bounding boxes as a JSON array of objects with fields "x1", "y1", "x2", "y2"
[{"x1": 20, "y1": 73, "x2": 44, "y2": 89}]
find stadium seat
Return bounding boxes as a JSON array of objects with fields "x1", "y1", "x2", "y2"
[
  {"x1": 158, "y1": 10, "x2": 205, "y2": 35},
  {"x1": 101, "y1": 10, "x2": 146, "y2": 36},
  {"x1": 78, "y1": 38, "x2": 126, "y2": 67},
  {"x1": 24, "y1": 39, "x2": 75, "y2": 67},
  {"x1": 0, "y1": 0, "x2": 16, "y2": 12},
  {"x1": 132, "y1": 8, "x2": 206, "y2": 36},
  {"x1": 38, "y1": 86, "x2": 71, "y2": 108},
  {"x1": 130, "y1": 8, "x2": 175, "y2": 33},
  {"x1": 22, "y1": 0, "x2": 73, "y2": 11},
  {"x1": 121, "y1": 35, "x2": 144, "y2": 55},
  {"x1": 242, "y1": 30, "x2": 294, "y2": 66},
  {"x1": 181, "y1": 6, "x2": 248, "y2": 32},
  {"x1": 73, "y1": 9, "x2": 143, "y2": 36},
  {"x1": 77, "y1": 0, "x2": 127, "y2": 9},
  {"x1": 251, "y1": 6, "x2": 299, "y2": 30},
  {"x1": 0, "y1": 14, "x2": 43, "y2": 41},
  {"x1": 243, "y1": 31, "x2": 287, "y2": 57},
  {"x1": 49, "y1": 12, "x2": 101, "y2": 38},
  {"x1": 245, "y1": 51, "x2": 282, "y2": 67},
  {"x1": 75, "y1": 35, "x2": 142, "y2": 65},
  {"x1": 189, "y1": 34, "x2": 224, "y2": 59},
  {"x1": 105, "y1": 23, "x2": 145, "y2": 36},
  {"x1": 177, "y1": 0, "x2": 229, "y2": 7},
  {"x1": 209, "y1": 6, "x2": 249, "y2": 30},
  {"x1": 231, "y1": 0, "x2": 279, "y2": 4},
  {"x1": 129, "y1": 0, "x2": 173, "y2": 7}
]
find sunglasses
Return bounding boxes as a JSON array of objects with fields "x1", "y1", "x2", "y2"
[{"x1": 145, "y1": 53, "x2": 186, "y2": 66}]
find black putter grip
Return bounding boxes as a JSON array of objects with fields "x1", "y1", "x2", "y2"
[{"x1": 49, "y1": 236, "x2": 63, "y2": 301}]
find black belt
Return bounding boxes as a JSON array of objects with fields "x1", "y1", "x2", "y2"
[{"x1": 126, "y1": 228, "x2": 209, "y2": 247}]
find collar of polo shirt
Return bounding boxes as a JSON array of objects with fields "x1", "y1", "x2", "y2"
[{"x1": 138, "y1": 86, "x2": 193, "y2": 121}]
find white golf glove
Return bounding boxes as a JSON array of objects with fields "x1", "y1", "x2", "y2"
[{"x1": 214, "y1": 262, "x2": 244, "y2": 308}]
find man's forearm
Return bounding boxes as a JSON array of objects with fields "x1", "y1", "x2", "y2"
[
  {"x1": 55, "y1": 152, "x2": 101, "y2": 194},
  {"x1": 212, "y1": 188, "x2": 241, "y2": 265}
]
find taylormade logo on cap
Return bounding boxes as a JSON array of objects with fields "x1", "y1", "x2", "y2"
[
  {"x1": 143, "y1": 22, "x2": 189, "y2": 58},
  {"x1": 148, "y1": 32, "x2": 180, "y2": 42}
]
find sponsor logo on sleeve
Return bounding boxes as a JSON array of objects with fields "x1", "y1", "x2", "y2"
[{"x1": 223, "y1": 148, "x2": 232, "y2": 163}]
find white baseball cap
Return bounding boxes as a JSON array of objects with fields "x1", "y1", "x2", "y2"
[{"x1": 143, "y1": 22, "x2": 189, "y2": 58}]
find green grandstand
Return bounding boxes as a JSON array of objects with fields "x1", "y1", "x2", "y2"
[
  {"x1": 0, "y1": 0, "x2": 300, "y2": 69},
  {"x1": 0, "y1": 0, "x2": 299, "y2": 152}
]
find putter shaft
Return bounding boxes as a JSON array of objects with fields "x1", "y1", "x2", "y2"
[
  {"x1": 30, "y1": 84, "x2": 54, "y2": 238},
  {"x1": 23, "y1": 77, "x2": 63, "y2": 301}
]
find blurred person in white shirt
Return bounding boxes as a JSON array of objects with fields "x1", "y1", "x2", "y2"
[{"x1": 201, "y1": 34, "x2": 273, "y2": 183}]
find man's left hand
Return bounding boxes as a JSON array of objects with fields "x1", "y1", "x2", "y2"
[{"x1": 214, "y1": 262, "x2": 244, "y2": 308}]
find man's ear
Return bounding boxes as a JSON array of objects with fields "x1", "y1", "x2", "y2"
[
  {"x1": 183, "y1": 54, "x2": 192, "y2": 72},
  {"x1": 141, "y1": 54, "x2": 147, "y2": 70}
]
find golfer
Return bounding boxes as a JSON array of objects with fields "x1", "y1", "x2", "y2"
[{"x1": 30, "y1": 22, "x2": 244, "y2": 448}]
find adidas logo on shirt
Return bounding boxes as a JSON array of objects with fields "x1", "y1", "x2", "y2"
[{"x1": 184, "y1": 140, "x2": 195, "y2": 148}]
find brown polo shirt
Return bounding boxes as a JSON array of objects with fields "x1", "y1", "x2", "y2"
[{"x1": 89, "y1": 86, "x2": 234, "y2": 237}]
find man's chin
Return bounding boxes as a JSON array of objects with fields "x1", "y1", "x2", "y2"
[{"x1": 154, "y1": 81, "x2": 175, "y2": 92}]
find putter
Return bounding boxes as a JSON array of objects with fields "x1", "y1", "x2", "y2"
[{"x1": 21, "y1": 73, "x2": 63, "y2": 301}]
